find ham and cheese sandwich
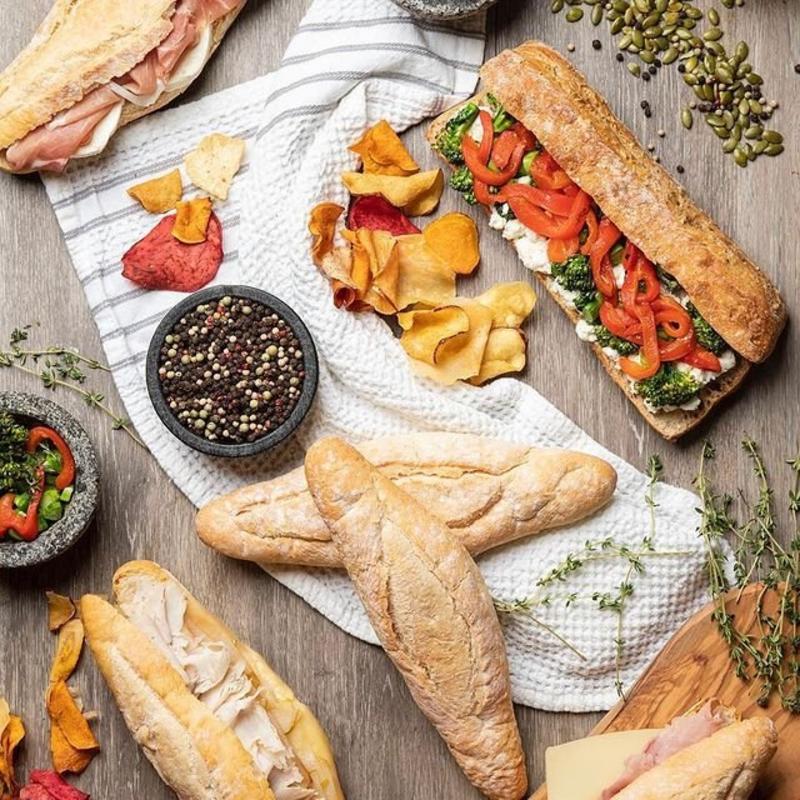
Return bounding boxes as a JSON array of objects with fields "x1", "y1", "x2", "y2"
[
  {"x1": 81, "y1": 561, "x2": 344, "y2": 800},
  {"x1": 0, "y1": 0, "x2": 245, "y2": 173},
  {"x1": 429, "y1": 42, "x2": 786, "y2": 440}
]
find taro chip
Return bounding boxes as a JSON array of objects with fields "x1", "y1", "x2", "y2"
[
  {"x1": 341, "y1": 169, "x2": 444, "y2": 216},
  {"x1": 394, "y1": 234, "x2": 455, "y2": 310},
  {"x1": 477, "y1": 282, "x2": 537, "y2": 328},
  {"x1": 46, "y1": 592, "x2": 76, "y2": 632},
  {"x1": 422, "y1": 213, "x2": 480, "y2": 275},
  {"x1": 172, "y1": 198, "x2": 213, "y2": 244},
  {"x1": 184, "y1": 133, "x2": 245, "y2": 200},
  {"x1": 471, "y1": 328, "x2": 528, "y2": 385},
  {"x1": 309, "y1": 203, "x2": 344, "y2": 266},
  {"x1": 29, "y1": 770, "x2": 89, "y2": 800},
  {"x1": 49, "y1": 619, "x2": 84, "y2": 686},
  {"x1": 347, "y1": 196, "x2": 419, "y2": 236},
  {"x1": 127, "y1": 169, "x2": 183, "y2": 213},
  {"x1": 349, "y1": 120, "x2": 419, "y2": 176},
  {"x1": 397, "y1": 306, "x2": 469, "y2": 365}
]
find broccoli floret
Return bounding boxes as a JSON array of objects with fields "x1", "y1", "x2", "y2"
[
  {"x1": 635, "y1": 365, "x2": 701, "y2": 408},
  {"x1": 594, "y1": 325, "x2": 638, "y2": 355},
  {"x1": 487, "y1": 93, "x2": 514, "y2": 133},
  {"x1": 434, "y1": 102, "x2": 480, "y2": 164},
  {"x1": 449, "y1": 166, "x2": 477, "y2": 205},
  {"x1": 687, "y1": 302, "x2": 726, "y2": 355},
  {"x1": 551, "y1": 255, "x2": 595, "y2": 296}
]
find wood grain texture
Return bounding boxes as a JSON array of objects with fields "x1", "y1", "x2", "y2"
[
  {"x1": 0, "y1": 0, "x2": 797, "y2": 798},
  {"x1": 530, "y1": 585, "x2": 799, "y2": 800}
]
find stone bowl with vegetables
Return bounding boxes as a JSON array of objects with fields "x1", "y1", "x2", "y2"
[{"x1": 0, "y1": 392, "x2": 99, "y2": 568}]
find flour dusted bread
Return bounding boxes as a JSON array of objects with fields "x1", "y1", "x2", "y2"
[
  {"x1": 305, "y1": 437, "x2": 527, "y2": 800},
  {"x1": 196, "y1": 432, "x2": 617, "y2": 567},
  {"x1": 82, "y1": 561, "x2": 344, "y2": 800}
]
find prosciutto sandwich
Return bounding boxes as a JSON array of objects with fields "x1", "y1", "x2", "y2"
[
  {"x1": 81, "y1": 561, "x2": 344, "y2": 800},
  {"x1": 429, "y1": 42, "x2": 786, "y2": 440},
  {"x1": 0, "y1": 0, "x2": 245, "y2": 173}
]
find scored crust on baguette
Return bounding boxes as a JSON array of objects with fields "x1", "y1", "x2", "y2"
[
  {"x1": 80, "y1": 592, "x2": 276, "y2": 800},
  {"x1": 428, "y1": 88, "x2": 754, "y2": 440},
  {"x1": 0, "y1": 1, "x2": 245, "y2": 173},
  {"x1": 305, "y1": 437, "x2": 528, "y2": 800},
  {"x1": 111, "y1": 560, "x2": 345, "y2": 800},
  {"x1": 195, "y1": 432, "x2": 617, "y2": 567}
]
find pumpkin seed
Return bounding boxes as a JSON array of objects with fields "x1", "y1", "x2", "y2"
[
  {"x1": 749, "y1": 100, "x2": 763, "y2": 115},
  {"x1": 721, "y1": 0, "x2": 734, "y2": 7},
  {"x1": 683, "y1": 72, "x2": 699, "y2": 85},
  {"x1": 627, "y1": 62, "x2": 642, "y2": 76},
  {"x1": 566, "y1": 7, "x2": 584, "y2": 21},
  {"x1": 619, "y1": 33, "x2": 633, "y2": 48},
  {"x1": 632, "y1": 30, "x2": 645, "y2": 48},
  {"x1": 722, "y1": 110, "x2": 735, "y2": 129},
  {"x1": 715, "y1": 66, "x2": 733, "y2": 84},
  {"x1": 708, "y1": 8, "x2": 720, "y2": 25},
  {"x1": 661, "y1": 47, "x2": 678, "y2": 64},
  {"x1": 752, "y1": 140, "x2": 768, "y2": 155},
  {"x1": 634, "y1": 0, "x2": 650, "y2": 13},
  {"x1": 655, "y1": 0, "x2": 668, "y2": 11},
  {"x1": 719, "y1": 90, "x2": 733, "y2": 106},
  {"x1": 703, "y1": 27, "x2": 722, "y2": 41},
  {"x1": 642, "y1": 12, "x2": 661, "y2": 28},
  {"x1": 735, "y1": 41, "x2": 749, "y2": 61},
  {"x1": 738, "y1": 99, "x2": 750, "y2": 117},
  {"x1": 746, "y1": 72, "x2": 763, "y2": 85},
  {"x1": 765, "y1": 143, "x2": 785, "y2": 156},
  {"x1": 707, "y1": 113, "x2": 725, "y2": 127},
  {"x1": 744, "y1": 124, "x2": 762, "y2": 139},
  {"x1": 592, "y1": 5, "x2": 604, "y2": 24},
  {"x1": 681, "y1": 108, "x2": 694, "y2": 129},
  {"x1": 611, "y1": 17, "x2": 625, "y2": 33},
  {"x1": 551, "y1": 0, "x2": 565, "y2": 11},
  {"x1": 734, "y1": 147, "x2": 749, "y2": 167},
  {"x1": 613, "y1": 0, "x2": 628, "y2": 11},
  {"x1": 763, "y1": 130, "x2": 783, "y2": 144},
  {"x1": 706, "y1": 41, "x2": 725, "y2": 56},
  {"x1": 640, "y1": 49, "x2": 656, "y2": 63},
  {"x1": 686, "y1": 56, "x2": 699, "y2": 72},
  {"x1": 722, "y1": 137, "x2": 738, "y2": 153},
  {"x1": 703, "y1": 54, "x2": 716, "y2": 73}
]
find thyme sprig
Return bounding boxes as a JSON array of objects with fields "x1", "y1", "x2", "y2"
[{"x1": 0, "y1": 326, "x2": 145, "y2": 447}]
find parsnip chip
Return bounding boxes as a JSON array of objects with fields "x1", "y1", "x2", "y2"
[
  {"x1": 349, "y1": 120, "x2": 419, "y2": 176},
  {"x1": 397, "y1": 306, "x2": 470, "y2": 365},
  {"x1": 471, "y1": 328, "x2": 528, "y2": 385},
  {"x1": 49, "y1": 619, "x2": 84, "y2": 686},
  {"x1": 394, "y1": 234, "x2": 456, "y2": 310},
  {"x1": 422, "y1": 212, "x2": 480, "y2": 275},
  {"x1": 309, "y1": 203, "x2": 344, "y2": 267},
  {"x1": 47, "y1": 682, "x2": 99, "y2": 756},
  {"x1": 172, "y1": 197, "x2": 213, "y2": 244},
  {"x1": 184, "y1": 133, "x2": 246, "y2": 200},
  {"x1": 341, "y1": 169, "x2": 444, "y2": 216},
  {"x1": 46, "y1": 591, "x2": 76, "y2": 632},
  {"x1": 477, "y1": 282, "x2": 537, "y2": 328},
  {"x1": 127, "y1": 169, "x2": 183, "y2": 213}
]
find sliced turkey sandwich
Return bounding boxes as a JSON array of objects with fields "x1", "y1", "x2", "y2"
[
  {"x1": 81, "y1": 560, "x2": 344, "y2": 800},
  {"x1": 545, "y1": 701, "x2": 777, "y2": 800},
  {"x1": 0, "y1": 0, "x2": 245, "y2": 173}
]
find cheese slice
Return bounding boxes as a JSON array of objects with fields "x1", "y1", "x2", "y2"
[
  {"x1": 73, "y1": 101, "x2": 124, "y2": 159},
  {"x1": 545, "y1": 729, "x2": 661, "y2": 800},
  {"x1": 165, "y1": 24, "x2": 213, "y2": 94}
]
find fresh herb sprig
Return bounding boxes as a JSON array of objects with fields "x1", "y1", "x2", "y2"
[{"x1": 0, "y1": 326, "x2": 144, "y2": 447}]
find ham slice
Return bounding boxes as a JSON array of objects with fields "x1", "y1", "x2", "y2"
[{"x1": 600, "y1": 702, "x2": 734, "y2": 799}]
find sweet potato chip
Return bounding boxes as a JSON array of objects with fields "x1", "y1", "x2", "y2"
[
  {"x1": 127, "y1": 169, "x2": 183, "y2": 213},
  {"x1": 47, "y1": 682, "x2": 98, "y2": 757},
  {"x1": 0, "y1": 698, "x2": 24, "y2": 800},
  {"x1": 476, "y1": 282, "x2": 537, "y2": 329},
  {"x1": 49, "y1": 724, "x2": 94, "y2": 776},
  {"x1": 49, "y1": 619, "x2": 84, "y2": 686},
  {"x1": 309, "y1": 203, "x2": 344, "y2": 267},
  {"x1": 341, "y1": 169, "x2": 444, "y2": 216},
  {"x1": 394, "y1": 234, "x2": 455, "y2": 310},
  {"x1": 349, "y1": 120, "x2": 419, "y2": 176},
  {"x1": 422, "y1": 213, "x2": 480, "y2": 275},
  {"x1": 172, "y1": 197, "x2": 213, "y2": 244},
  {"x1": 471, "y1": 328, "x2": 528, "y2": 385},
  {"x1": 46, "y1": 592, "x2": 76, "y2": 632},
  {"x1": 184, "y1": 133, "x2": 245, "y2": 200},
  {"x1": 397, "y1": 306, "x2": 470, "y2": 365},
  {"x1": 341, "y1": 229, "x2": 399, "y2": 314}
]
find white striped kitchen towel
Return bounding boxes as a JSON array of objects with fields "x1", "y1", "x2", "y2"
[{"x1": 41, "y1": 0, "x2": 717, "y2": 712}]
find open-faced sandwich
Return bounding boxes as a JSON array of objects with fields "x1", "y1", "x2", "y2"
[
  {"x1": 81, "y1": 560, "x2": 344, "y2": 800},
  {"x1": 0, "y1": 0, "x2": 245, "y2": 173},
  {"x1": 545, "y1": 701, "x2": 777, "y2": 799},
  {"x1": 429, "y1": 42, "x2": 786, "y2": 440}
]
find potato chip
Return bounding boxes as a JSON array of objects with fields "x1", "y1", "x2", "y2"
[
  {"x1": 172, "y1": 197, "x2": 213, "y2": 244},
  {"x1": 394, "y1": 234, "x2": 455, "y2": 310},
  {"x1": 46, "y1": 591, "x2": 76, "y2": 632},
  {"x1": 470, "y1": 328, "x2": 528, "y2": 385},
  {"x1": 47, "y1": 681, "x2": 99, "y2": 756},
  {"x1": 127, "y1": 169, "x2": 183, "y2": 213},
  {"x1": 397, "y1": 306, "x2": 470, "y2": 365},
  {"x1": 309, "y1": 203, "x2": 344, "y2": 267},
  {"x1": 341, "y1": 169, "x2": 444, "y2": 216},
  {"x1": 476, "y1": 282, "x2": 537, "y2": 329},
  {"x1": 422, "y1": 213, "x2": 480, "y2": 275},
  {"x1": 49, "y1": 619, "x2": 84, "y2": 686},
  {"x1": 184, "y1": 133, "x2": 246, "y2": 200},
  {"x1": 349, "y1": 120, "x2": 419, "y2": 176}
]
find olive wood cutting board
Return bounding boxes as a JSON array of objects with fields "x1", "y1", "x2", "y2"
[{"x1": 530, "y1": 583, "x2": 800, "y2": 800}]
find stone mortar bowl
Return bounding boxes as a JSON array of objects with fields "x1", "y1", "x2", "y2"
[{"x1": 390, "y1": 0, "x2": 498, "y2": 18}]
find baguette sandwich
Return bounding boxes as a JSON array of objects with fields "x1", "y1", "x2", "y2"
[
  {"x1": 545, "y1": 701, "x2": 777, "y2": 800},
  {"x1": 0, "y1": 0, "x2": 245, "y2": 174},
  {"x1": 428, "y1": 42, "x2": 786, "y2": 440},
  {"x1": 196, "y1": 432, "x2": 617, "y2": 568},
  {"x1": 305, "y1": 437, "x2": 527, "y2": 800},
  {"x1": 81, "y1": 560, "x2": 344, "y2": 800}
]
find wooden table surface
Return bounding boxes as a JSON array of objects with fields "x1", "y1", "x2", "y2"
[{"x1": 0, "y1": 1, "x2": 797, "y2": 798}]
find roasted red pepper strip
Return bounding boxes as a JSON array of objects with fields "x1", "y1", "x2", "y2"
[
  {"x1": 589, "y1": 218, "x2": 621, "y2": 298},
  {"x1": 463, "y1": 135, "x2": 526, "y2": 186},
  {"x1": 0, "y1": 468, "x2": 45, "y2": 540},
  {"x1": 507, "y1": 189, "x2": 591, "y2": 240},
  {"x1": 497, "y1": 183, "x2": 575, "y2": 216},
  {"x1": 477, "y1": 109, "x2": 494, "y2": 163},
  {"x1": 600, "y1": 301, "x2": 639, "y2": 339},
  {"x1": 580, "y1": 210, "x2": 599, "y2": 255},
  {"x1": 511, "y1": 121, "x2": 537, "y2": 151},
  {"x1": 492, "y1": 130, "x2": 520, "y2": 170},
  {"x1": 26, "y1": 426, "x2": 75, "y2": 491},
  {"x1": 659, "y1": 331, "x2": 696, "y2": 362},
  {"x1": 621, "y1": 250, "x2": 660, "y2": 310},
  {"x1": 531, "y1": 151, "x2": 573, "y2": 190},
  {"x1": 683, "y1": 346, "x2": 722, "y2": 372},
  {"x1": 619, "y1": 303, "x2": 661, "y2": 379},
  {"x1": 653, "y1": 296, "x2": 693, "y2": 338},
  {"x1": 548, "y1": 236, "x2": 580, "y2": 263}
]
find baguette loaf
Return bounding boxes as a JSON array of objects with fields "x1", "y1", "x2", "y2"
[
  {"x1": 428, "y1": 43, "x2": 786, "y2": 440},
  {"x1": 305, "y1": 437, "x2": 527, "y2": 800},
  {"x1": 196, "y1": 432, "x2": 617, "y2": 568}
]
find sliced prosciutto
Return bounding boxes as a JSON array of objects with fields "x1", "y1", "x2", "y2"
[{"x1": 600, "y1": 702, "x2": 734, "y2": 799}]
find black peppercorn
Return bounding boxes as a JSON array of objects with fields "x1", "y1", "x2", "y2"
[
  {"x1": 592, "y1": 40, "x2": 601, "y2": 50},
  {"x1": 616, "y1": 53, "x2": 624, "y2": 63},
  {"x1": 677, "y1": 165, "x2": 685, "y2": 174}
]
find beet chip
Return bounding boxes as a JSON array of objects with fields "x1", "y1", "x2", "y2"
[
  {"x1": 29, "y1": 770, "x2": 89, "y2": 800},
  {"x1": 347, "y1": 195, "x2": 419, "y2": 236}
]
